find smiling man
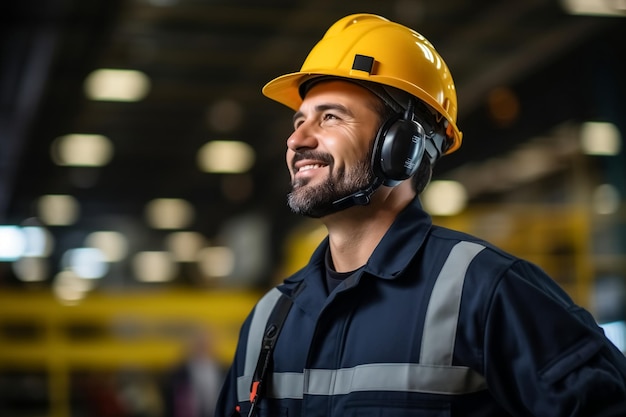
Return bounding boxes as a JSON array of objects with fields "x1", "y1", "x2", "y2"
[
  {"x1": 287, "y1": 81, "x2": 383, "y2": 217},
  {"x1": 215, "y1": 13, "x2": 626, "y2": 417}
]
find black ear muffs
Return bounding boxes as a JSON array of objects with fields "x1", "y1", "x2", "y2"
[{"x1": 371, "y1": 100, "x2": 426, "y2": 187}]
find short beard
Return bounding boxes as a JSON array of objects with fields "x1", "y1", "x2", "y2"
[{"x1": 287, "y1": 150, "x2": 375, "y2": 218}]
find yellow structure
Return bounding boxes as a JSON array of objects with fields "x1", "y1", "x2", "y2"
[{"x1": 0, "y1": 289, "x2": 261, "y2": 417}]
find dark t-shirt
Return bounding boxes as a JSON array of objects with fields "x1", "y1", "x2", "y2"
[{"x1": 324, "y1": 248, "x2": 363, "y2": 294}]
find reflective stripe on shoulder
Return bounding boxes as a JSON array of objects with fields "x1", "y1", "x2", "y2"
[
  {"x1": 238, "y1": 287, "x2": 283, "y2": 401},
  {"x1": 237, "y1": 241, "x2": 487, "y2": 401},
  {"x1": 421, "y1": 241, "x2": 486, "y2": 365}
]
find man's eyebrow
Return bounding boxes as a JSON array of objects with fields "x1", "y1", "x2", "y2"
[{"x1": 292, "y1": 103, "x2": 354, "y2": 124}]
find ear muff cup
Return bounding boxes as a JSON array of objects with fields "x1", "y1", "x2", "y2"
[{"x1": 372, "y1": 112, "x2": 426, "y2": 186}]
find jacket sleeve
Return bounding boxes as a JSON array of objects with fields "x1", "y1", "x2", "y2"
[
  {"x1": 215, "y1": 313, "x2": 254, "y2": 417},
  {"x1": 482, "y1": 261, "x2": 626, "y2": 416},
  {"x1": 215, "y1": 361, "x2": 241, "y2": 417}
]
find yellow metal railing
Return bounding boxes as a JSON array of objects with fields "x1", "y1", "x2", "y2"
[{"x1": 0, "y1": 289, "x2": 261, "y2": 417}]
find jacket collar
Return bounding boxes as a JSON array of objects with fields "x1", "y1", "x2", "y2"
[
  {"x1": 363, "y1": 197, "x2": 432, "y2": 279},
  {"x1": 290, "y1": 197, "x2": 432, "y2": 284},
  {"x1": 284, "y1": 197, "x2": 432, "y2": 318}
]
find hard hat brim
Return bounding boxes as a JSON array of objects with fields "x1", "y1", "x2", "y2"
[{"x1": 262, "y1": 71, "x2": 462, "y2": 155}]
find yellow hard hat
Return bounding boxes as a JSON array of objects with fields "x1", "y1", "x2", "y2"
[{"x1": 263, "y1": 13, "x2": 462, "y2": 156}]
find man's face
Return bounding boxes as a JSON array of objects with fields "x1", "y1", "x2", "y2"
[{"x1": 286, "y1": 80, "x2": 382, "y2": 217}]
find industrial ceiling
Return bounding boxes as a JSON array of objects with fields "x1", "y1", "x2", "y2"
[{"x1": 2, "y1": 0, "x2": 625, "y2": 288}]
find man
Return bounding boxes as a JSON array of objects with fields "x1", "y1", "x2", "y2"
[{"x1": 216, "y1": 13, "x2": 626, "y2": 417}]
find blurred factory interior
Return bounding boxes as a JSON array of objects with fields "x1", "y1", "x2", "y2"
[{"x1": 1, "y1": 0, "x2": 626, "y2": 415}]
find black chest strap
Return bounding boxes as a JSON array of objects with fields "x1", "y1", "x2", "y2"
[{"x1": 247, "y1": 283, "x2": 302, "y2": 417}]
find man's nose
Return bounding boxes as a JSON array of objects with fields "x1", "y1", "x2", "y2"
[{"x1": 287, "y1": 122, "x2": 318, "y2": 151}]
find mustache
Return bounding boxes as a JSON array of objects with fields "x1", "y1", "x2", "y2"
[{"x1": 291, "y1": 150, "x2": 334, "y2": 168}]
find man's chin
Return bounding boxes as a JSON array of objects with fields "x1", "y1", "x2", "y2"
[
  {"x1": 287, "y1": 190, "x2": 355, "y2": 218},
  {"x1": 289, "y1": 202, "x2": 335, "y2": 219},
  {"x1": 287, "y1": 189, "x2": 333, "y2": 218}
]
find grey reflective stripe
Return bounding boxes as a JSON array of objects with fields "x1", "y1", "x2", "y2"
[
  {"x1": 269, "y1": 373, "x2": 305, "y2": 399},
  {"x1": 237, "y1": 241, "x2": 488, "y2": 402},
  {"x1": 237, "y1": 375, "x2": 253, "y2": 402},
  {"x1": 237, "y1": 288, "x2": 283, "y2": 401},
  {"x1": 304, "y1": 363, "x2": 486, "y2": 395},
  {"x1": 239, "y1": 362, "x2": 487, "y2": 400},
  {"x1": 238, "y1": 372, "x2": 306, "y2": 401},
  {"x1": 420, "y1": 241, "x2": 486, "y2": 366}
]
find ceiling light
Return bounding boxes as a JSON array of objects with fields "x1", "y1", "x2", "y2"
[
  {"x1": 52, "y1": 270, "x2": 94, "y2": 304},
  {"x1": 580, "y1": 121, "x2": 622, "y2": 156},
  {"x1": 560, "y1": 0, "x2": 626, "y2": 16},
  {"x1": 84, "y1": 68, "x2": 151, "y2": 102},
  {"x1": 22, "y1": 226, "x2": 54, "y2": 257},
  {"x1": 144, "y1": 198, "x2": 195, "y2": 229},
  {"x1": 0, "y1": 225, "x2": 54, "y2": 262},
  {"x1": 61, "y1": 247, "x2": 109, "y2": 279},
  {"x1": 0, "y1": 226, "x2": 26, "y2": 261},
  {"x1": 132, "y1": 251, "x2": 178, "y2": 282},
  {"x1": 422, "y1": 180, "x2": 468, "y2": 216},
  {"x1": 197, "y1": 246, "x2": 235, "y2": 279},
  {"x1": 37, "y1": 194, "x2": 80, "y2": 226},
  {"x1": 197, "y1": 140, "x2": 255, "y2": 173},
  {"x1": 85, "y1": 231, "x2": 129, "y2": 262},
  {"x1": 51, "y1": 134, "x2": 114, "y2": 167},
  {"x1": 165, "y1": 231, "x2": 206, "y2": 262},
  {"x1": 12, "y1": 257, "x2": 49, "y2": 282}
]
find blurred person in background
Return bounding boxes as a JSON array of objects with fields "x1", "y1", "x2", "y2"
[
  {"x1": 216, "y1": 13, "x2": 626, "y2": 417},
  {"x1": 118, "y1": 368, "x2": 164, "y2": 417},
  {"x1": 80, "y1": 371, "x2": 128, "y2": 417},
  {"x1": 163, "y1": 327, "x2": 224, "y2": 417}
]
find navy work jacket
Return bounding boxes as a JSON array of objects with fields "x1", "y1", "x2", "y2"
[{"x1": 216, "y1": 198, "x2": 626, "y2": 416}]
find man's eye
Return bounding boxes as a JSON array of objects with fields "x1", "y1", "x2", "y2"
[{"x1": 323, "y1": 113, "x2": 338, "y2": 121}]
